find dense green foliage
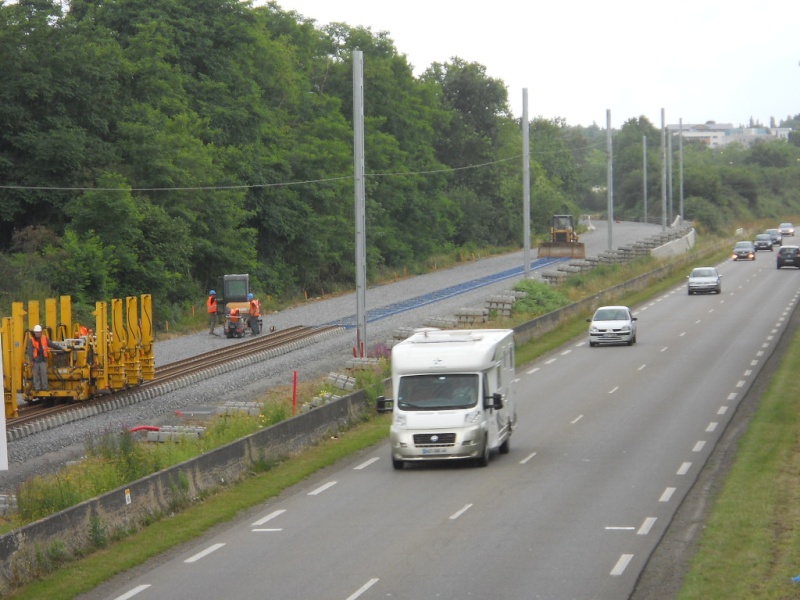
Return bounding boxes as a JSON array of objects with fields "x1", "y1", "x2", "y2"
[{"x1": 1, "y1": 0, "x2": 798, "y2": 327}]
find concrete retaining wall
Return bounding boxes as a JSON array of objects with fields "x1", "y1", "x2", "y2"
[{"x1": 0, "y1": 391, "x2": 370, "y2": 589}]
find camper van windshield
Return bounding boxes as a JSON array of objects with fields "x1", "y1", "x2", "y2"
[{"x1": 397, "y1": 374, "x2": 479, "y2": 411}]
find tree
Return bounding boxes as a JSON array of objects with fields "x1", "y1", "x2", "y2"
[{"x1": 611, "y1": 117, "x2": 661, "y2": 217}]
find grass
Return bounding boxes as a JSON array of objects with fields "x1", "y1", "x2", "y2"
[{"x1": 677, "y1": 332, "x2": 800, "y2": 599}]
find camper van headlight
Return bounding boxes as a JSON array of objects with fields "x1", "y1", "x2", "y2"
[
  {"x1": 394, "y1": 413, "x2": 407, "y2": 427},
  {"x1": 464, "y1": 409, "x2": 481, "y2": 425}
]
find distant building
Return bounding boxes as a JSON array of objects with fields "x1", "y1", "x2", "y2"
[{"x1": 666, "y1": 121, "x2": 792, "y2": 148}]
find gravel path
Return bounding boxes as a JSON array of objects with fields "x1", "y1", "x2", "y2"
[{"x1": 1, "y1": 221, "x2": 662, "y2": 494}]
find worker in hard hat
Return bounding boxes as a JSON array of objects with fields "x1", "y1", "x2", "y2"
[
  {"x1": 227, "y1": 306, "x2": 245, "y2": 337},
  {"x1": 25, "y1": 325, "x2": 65, "y2": 393},
  {"x1": 207, "y1": 290, "x2": 218, "y2": 335},
  {"x1": 247, "y1": 293, "x2": 261, "y2": 335}
]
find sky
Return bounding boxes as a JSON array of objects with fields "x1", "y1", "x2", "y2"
[{"x1": 269, "y1": 0, "x2": 800, "y2": 128}]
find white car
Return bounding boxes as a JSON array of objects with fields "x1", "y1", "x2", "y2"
[
  {"x1": 779, "y1": 222, "x2": 795, "y2": 237},
  {"x1": 687, "y1": 267, "x2": 722, "y2": 295},
  {"x1": 587, "y1": 305, "x2": 637, "y2": 347}
]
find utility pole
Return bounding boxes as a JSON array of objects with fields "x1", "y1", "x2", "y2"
[
  {"x1": 642, "y1": 135, "x2": 648, "y2": 224},
  {"x1": 661, "y1": 108, "x2": 667, "y2": 231},
  {"x1": 606, "y1": 109, "x2": 613, "y2": 250},
  {"x1": 679, "y1": 118, "x2": 685, "y2": 221},
  {"x1": 668, "y1": 130, "x2": 673, "y2": 224},
  {"x1": 353, "y1": 51, "x2": 367, "y2": 357},
  {"x1": 522, "y1": 89, "x2": 531, "y2": 278}
]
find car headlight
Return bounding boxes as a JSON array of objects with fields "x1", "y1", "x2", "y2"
[
  {"x1": 394, "y1": 413, "x2": 407, "y2": 427},
  {"x1": 464, "y1": 409, "x2": 482, "y2": 425},
  {"x1": 589, "y1": 325, "x2": 599, "y2": 333}
]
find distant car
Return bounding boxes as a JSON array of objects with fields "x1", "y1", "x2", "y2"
[
  {"x1": 766, "y1": 228, "x2": 783, "y2": 246},
  {"x1": 687, "y1": 267, "x2": 722, "y2": 295},
  {"x1": 753, "y1": 233, "x2": 773, "y2": 251},
  {"x1": 776, "y1": 245, "x2": 800, "y2": 269},
  {"x1": 779, "y1": 222, "x2": 795, "y2": 237},
  {"x1": 587, "y1": 305, "x2": 637, "y2": 347},
  {"x1": 732, "y1": 241, "x2": 756, "y2": 261}
]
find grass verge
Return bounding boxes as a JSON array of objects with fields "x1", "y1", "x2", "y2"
[{"x1": 677, "y1": 328, "x2": 800, "y2": 599}]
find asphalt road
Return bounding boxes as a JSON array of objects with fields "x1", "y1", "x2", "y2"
[{"x1": 83, "y1": 237, "x2": 800, "y2": 599}]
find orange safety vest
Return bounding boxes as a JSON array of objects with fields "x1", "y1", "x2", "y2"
[
  {"x1": 249, "y1": 299, "x2": 260, "y2": 317},
  {"x1": 230, "y1": 308, "x2": 240, "y2": 322},
  {"x1": 31, "y1": 336, "x2": 50, "y2": 360},
  {"x1": 207, "y1": 295, "x2": 217, "y2": 314}
]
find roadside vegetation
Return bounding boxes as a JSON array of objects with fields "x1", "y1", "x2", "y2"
[{"x1": 678, "y1": 327, "x2": 800, "y2": 599}]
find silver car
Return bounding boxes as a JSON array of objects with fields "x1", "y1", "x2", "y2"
[
  {"x1": 587, "y1": 305, "x2": 638, "y2": 347},
  {"x1": 779, "y1": 222, "x2": 795, "y2": 237},
  {"x1": 687, "y1": 267, "x2": 722, "y2": 295}
]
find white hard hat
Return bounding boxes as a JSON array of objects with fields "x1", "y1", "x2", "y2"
[{"x1": 33, "y1": 325, "x2": 42, "y2": 333}]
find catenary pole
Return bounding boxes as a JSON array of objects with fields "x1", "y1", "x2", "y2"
[
  {"x1": 643, "y1": 135, "x2": 648, "y2": 224},
  {"x1": 353, "y1": 51, "x2": 367, "y2": 357},
  {"x1": 661, "y1": 108, "x2": 667, "y2": 232},
  {"x1": 606, "y1": 109, "x2": 613, "y2": 250},
  {"x1": 679, "y1": 118, "x2": 685, "y2": 221},
  {"x1": 668, "y1": 129, "x2": 673, "y2": 224},
  {"x1": 522, "y1": 89, "x2": 531, "y2": 278}
]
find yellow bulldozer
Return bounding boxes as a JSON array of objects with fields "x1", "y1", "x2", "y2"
[{"x1": 537, "y1": 214, "x2": 586, "y2": 259}]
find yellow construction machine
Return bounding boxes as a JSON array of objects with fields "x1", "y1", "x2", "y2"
[
  {"x1": 538, "y1": 214, "x2": 586, "y2": 259},
  {"x1": 2, "y1": 294, "x2": 155, "y2": 418}
]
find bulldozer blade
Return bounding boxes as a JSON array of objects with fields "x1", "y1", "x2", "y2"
[{"x1": 538, "y1": 242, "x2": 586, "y2": 259}]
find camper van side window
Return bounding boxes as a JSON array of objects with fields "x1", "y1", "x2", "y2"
[{"x1": 397, "y1": 374, "x2": 479, "y2": 411}]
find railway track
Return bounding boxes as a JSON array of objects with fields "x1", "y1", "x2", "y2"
[{"x1": 7, "y1": 325, "x2": 342, "y2": 441}]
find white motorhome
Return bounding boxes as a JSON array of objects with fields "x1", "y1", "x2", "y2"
[{"x1": 378, "y1": 329, "x2": 517, "y2": 469}]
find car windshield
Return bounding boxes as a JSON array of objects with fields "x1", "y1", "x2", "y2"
[
  {"x1": 756, "y1": 235, "x2": 770, "y2": 240},
  {"x1": 594, "y1": 308, "x2": 628, "y2": 321},
  {"x1": 735, "y1": 242, "x2": 752, "y2": 249},
  {"x1": 397, "y1": 374, "x2": 479, "y2": 411},
  {"x1": 782, "y1": 247, "x2": 799, "y2": 255},
  {"x1": 691, "y1": 268, "x2": 716, "y2": 277}
]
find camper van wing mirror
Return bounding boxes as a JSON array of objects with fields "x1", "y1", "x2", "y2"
[
  {"x1": 376, "y1": 396, "x2": 394, "y2": 413},
  {"x1": 487, "y1": 392, "x2": 503, "y2": 410}
]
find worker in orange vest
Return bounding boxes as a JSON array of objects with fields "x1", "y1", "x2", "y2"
[
  {"x1": 25, "y1": 325, "x2": 66, "y2": 393},
  {"x1": 207, "y1": 290, "x2": 218, "y2": 335},
  {"x1": 247, "y1": 293, "x2": 261, "y2": 335}
]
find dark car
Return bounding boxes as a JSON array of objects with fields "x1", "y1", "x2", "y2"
[
  {"x1": 776, "y1": 245, "x2": 800, "y2": 269},
  {"x1": 753, "y1": 233, "x2": 773, "y2": 251},
  {"x1": 766, "y1": 228, "x2": 783, "y2": 246},
  {"x1": 732, "y1": 241, "x2": 756, "y2": 261}
]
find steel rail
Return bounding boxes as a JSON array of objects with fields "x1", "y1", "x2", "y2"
[{"x1": 7, "y1": 325, "x2": 341, "y2": 435}]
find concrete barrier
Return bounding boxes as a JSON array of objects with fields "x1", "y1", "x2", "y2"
[{"x1": 0, "y1": 390, "x2": 371, "y2": 590}]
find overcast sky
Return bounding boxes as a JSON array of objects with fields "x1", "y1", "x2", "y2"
[{"x1": 270, "y1": 0, "x2": 800, "y2": 128}]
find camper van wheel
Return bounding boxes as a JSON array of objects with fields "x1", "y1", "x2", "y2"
[
  {"x1": 477, "y1": 437, "x2": 490, "y2": 467},
  {"x1": 499, "y1": 436, "x2": 510, "y2": 454},
  {"x1": 392, "y1": 458, "x2": 404, "y2": 470}
]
